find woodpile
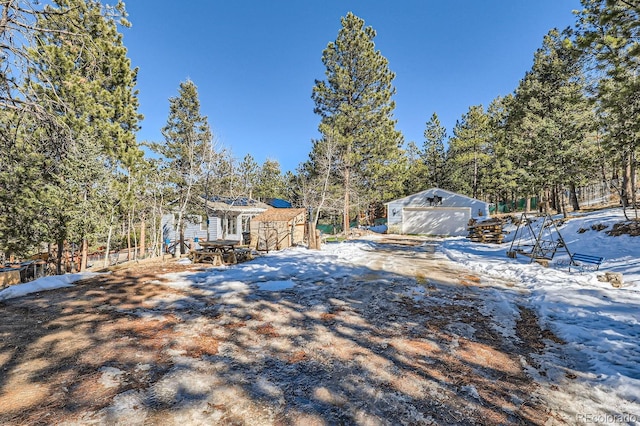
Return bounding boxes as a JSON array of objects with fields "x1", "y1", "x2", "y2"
[{"x1": 467, "y1": 218, "x2": 504, "y2": 244}]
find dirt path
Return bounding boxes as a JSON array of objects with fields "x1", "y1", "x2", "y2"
[{"x1": 0, "y1": 237, "x2": 566, "y2": 425}]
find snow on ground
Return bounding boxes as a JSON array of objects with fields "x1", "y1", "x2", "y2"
[
  {"x1": 441, "y1": 208, "x2": 640, "y2": 420},
  {"x1": 0, "y1": 271, "x2": 98, "y2": 302},
  {"x1": 1, "y1": 207, "x2": 639, "y2": 422}
]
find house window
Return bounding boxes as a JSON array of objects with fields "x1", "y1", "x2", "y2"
[
  {"x1": 241, "y1": 215, "x2": 251, "y2": 232},
  {"x1": 224, "y1": 215, "x2": 237, "y2": 235},
  {"x1": 200, "y1": 216, "x2": 208, "y2": 231}
]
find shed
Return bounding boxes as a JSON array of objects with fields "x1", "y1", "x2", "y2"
[
  {"x1": 250, "y1": 208, "x2": 307, "y2": 251},
  {"x1": 386, "y1": 188, "x2": 490, "y2": 236}
]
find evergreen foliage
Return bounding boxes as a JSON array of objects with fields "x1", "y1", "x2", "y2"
[
  {"x1": 575, "y1": 0, "x2": 640, "y2": 214},
  {"x1": 481, "y1": 96, "x2": 519, "y2": 209},
  {"x1": 446, "y1": 105, "x2": 491, "y2": 199},
  {"x1": 238, "y1": 154, "x2": 259, "y2": 199},
  {"x1": 150, "y1": 79, "x2": 212, "y2": 256},
  {"x1": 254, "y1": 159, "x2": 286, "y2": 201},
  {"x1": 312, "y1": 12, "x2": 404, "y2": 232},
  {"x1": 0, "y1": 0, "x2": 141, "y2": 268},
  {"x1": 403, "y1": 141, "x2": 429, "y2": 194},
  {"x1": 508, "y1": 29, "x2": 596, "y2": 213},
  {"x1": 422, "y1": 113, "x2": 448, "y2": 189}
]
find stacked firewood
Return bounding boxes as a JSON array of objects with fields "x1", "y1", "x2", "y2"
[{"x1": 467, "y1": 218, "x2": 504, "y2": 244}]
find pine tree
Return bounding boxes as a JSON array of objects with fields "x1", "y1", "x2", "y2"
[
  {"x1": 238, "y1": 154, "x2": 259, "y2": 198},
  {"x1": 482, "y1": 95, "x2": 519, "y2": 212},
  {"x1": 509, "y1": 29, "x2": 596, "y2": 214},
  {"x1": 151, "y1": 80, "x2": 212, "y2": 257},
  {"x1": 254, "y1": 159, "x2": 286, "y2": 201},
  {"x1": 16, "y1": 0, "x2": 142, "y2": 271},
  {"x1": 422, "y1": 113, "x2": 448, "y2": 189},
  {"x1": 446, "y1": 105, "x2": 491, "y2": 199},
  {"x1": 0, "y1": 111, "x2": 50, "y2": 257},
  {"x1": 575, "y1": 0, "x2": 640, "y2": 216},
  {"x1": 403, "y1": 141, "x2": 428, "y2": 194},
  {"x1": 312, "y1": 12, "x2": 403, "y2": 234}
]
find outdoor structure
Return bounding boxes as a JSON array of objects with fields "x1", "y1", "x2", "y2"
[
  {"x1": 386, "y1": 188, "x2": 490, "y2": 236},
  {"x1": 161, "y1": 196, "x2": 269, "y2": 250},
  {"x1": 250, "y1": 208, "x2": 307, "y2": 252},
  {"x1": 507, "y1": 213, "x2": 572, "y2": 265}
]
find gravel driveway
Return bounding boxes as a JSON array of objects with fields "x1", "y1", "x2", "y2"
[{"x1": 0, "y1": 236, "x2": 566, "y2": 425}]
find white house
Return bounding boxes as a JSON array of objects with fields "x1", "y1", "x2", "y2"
[
  {"x1": 386, "y1": 188, "x2": 490, "y2": 236},
  {"x1": 161, "y1": 196, "x2": 269, "y2": 250}
]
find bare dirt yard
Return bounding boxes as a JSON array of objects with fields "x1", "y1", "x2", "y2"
[{"x1": 0, "y1": 236, "x2": 568, "y2": 425}]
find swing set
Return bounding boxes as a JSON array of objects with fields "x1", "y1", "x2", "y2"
[{"x1": 506, "y1": 213, "x2": 572, "y2": 263}]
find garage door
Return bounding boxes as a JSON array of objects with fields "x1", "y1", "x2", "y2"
[{"x1": 402, "y1": 207, "x2": 471, "y2": 236}]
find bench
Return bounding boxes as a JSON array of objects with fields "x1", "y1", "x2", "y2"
[{"x1": 570, "y1": 253, "x2": 604, "y2": 272}]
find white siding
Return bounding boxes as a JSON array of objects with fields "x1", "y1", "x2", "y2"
[
  {"x1": 385, "y1": 188, "x2": 489, "y2": 236},
  {"x1": 208, "y1": 217, "x2": 220, "y2": 241},
  {"x1": 161, "y1": 214, "x2": 213, "y2": 248},
  {"x1": 402, "y1": 207, "x2": 471, "y2": 236}
]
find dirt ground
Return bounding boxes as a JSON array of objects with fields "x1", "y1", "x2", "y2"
[{"x1": 0, "y1": 237, "x2": 568, "y2": 425}]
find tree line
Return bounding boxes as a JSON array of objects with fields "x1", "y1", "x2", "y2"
[
  {"x1": 301, "y1": 2, "x2": 640, "y2": 236},
  {"x1": 0, "y1": 1, "x2": 638, "y2": 272}
]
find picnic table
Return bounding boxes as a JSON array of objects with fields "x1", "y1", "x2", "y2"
[{"x1": 190, "y1": 240, "x2": 252, "y2": 265}]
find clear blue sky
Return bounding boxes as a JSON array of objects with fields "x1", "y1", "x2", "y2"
[{"x1": 122, "y1": 1, "x2": 582, "y2": 173}]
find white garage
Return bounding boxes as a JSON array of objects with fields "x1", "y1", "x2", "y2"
[
  {"x1": 386, "y1": 188, "x2": 490, "y2": 236},
  {"x1": 401, "y1": 207, "x2": 471, "y2": 235}
]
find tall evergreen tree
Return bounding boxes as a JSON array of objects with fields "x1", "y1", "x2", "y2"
[
  {"x1": 238, "y1": 154, "x2": 259, "y2": 198},
  {"x1": 403, "y1": 141, "x2": 428, "y2": 194},
  {"x1": 0, "y1": 111, "x2": 49, "y2": 257},
  {"x1": 510, "y1": 29, "x2": 596, "y2": 214},
  {"x1": 254, "y1": 159, "x2": 286, "y2": 201},
  {"x1": 151, "y1": 80, "x2": 212, "y2": 257},
  {"x1": 422, "y1": 113, "x2": 448, "y2": 189},
  {"x1": 575, "y1": 0, "x2": 640, "y2": 215},
  {"x1": 312, "y1": 12, "x2": 403, "y2": 234},
  {"x1": 15, "y1": 0, "x2": 141, "y2": 271},
  {"x1": 446, "y1": 105, "x2": 491, "y2": 199},
  {"x1": 482, "y1": 95, "x2": 519, "y2": 212}
]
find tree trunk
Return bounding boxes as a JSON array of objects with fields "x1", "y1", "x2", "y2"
[
  {"x1": 126, "y1": 212, "x2": 132, "y2": 262},
  {"x1": 569, "y1": 183, "x2": 580, "y2": 211},
  {"x1": 307, "y1": 217, "x2": 318, "y2": 250},
  {"x1": 343, "y1": 164, "x2": 350, "y2": 237},
  {"x1": 131, "y1": 210, "x2": 138, "y2": 262},
  {"x1": 179, "y1": 228, "x2": 185, "y2": 258},
  {"x1": 473, "y1": 149, "x2": 479, "y2": 199},
  {"x1": 80, "y1": 238, "x2": 88, "y2": 272},
  {"x1": 542, "y1": 189, "x2": 550, "y2": 214},
  {"x1": 621, "y1": 152, "x2": 631, "y2": 220},
  {"x1": 560, "y1": 186, "x2": 568, "y2": 219},
  {"x1": 139, "y1": 216, "x2": 146, "y2": 259},
  {"x1": 104, "y1": 210, "x2": 114, "y2": 268},
  {"x1": 56, "y1": 239, "x2": 64, "y2": 275},
  {"x1": 175, "y1": 212, "x2": 184, "y2": 257},
  {"x1": 631, "y1": 150, "x2": 638, "y2": 219},
  {"x1": 550, "y1": 186, "x2": 558, "y2": 213}
]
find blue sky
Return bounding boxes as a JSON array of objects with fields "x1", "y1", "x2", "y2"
[{"x1": 122, "y1": 1, "x2": 582, "y2": 173}]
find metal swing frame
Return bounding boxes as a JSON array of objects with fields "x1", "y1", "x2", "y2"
[{"x1": 507, "y1": 213, "x2": 572, "y2": 262}]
